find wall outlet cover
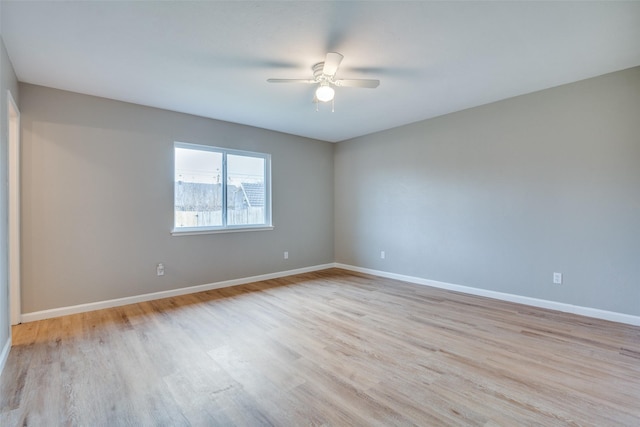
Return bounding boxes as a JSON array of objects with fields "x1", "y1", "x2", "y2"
[{"x1": 553, "y1": 272, "x2": 562, "y2": 284}]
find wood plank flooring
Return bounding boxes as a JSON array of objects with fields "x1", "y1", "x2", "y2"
[{"x1": 1, "y1": 268, "x2": 639, "y2": 426}]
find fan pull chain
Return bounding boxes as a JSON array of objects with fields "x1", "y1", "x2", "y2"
[{"x1": 313, "y1": 98, "x2": 335, "y2": 112}]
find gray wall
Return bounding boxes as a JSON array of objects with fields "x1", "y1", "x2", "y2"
[
  {"x1": 20, "y1": 84, "x2": 334, "y2": 313},
  {"x1": 1, "y1": 34, "x2": 19, "y2": 347},
  {"x1": 17, "y1": 67, "x2": 640, "y2": 318},
  {"x1": 335, "y1": 67, "x2": 640, "y2": 316}
]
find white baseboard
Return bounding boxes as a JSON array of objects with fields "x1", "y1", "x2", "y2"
[
  {"x1": 335, "y1": 263, "x2": 640, "y2": 327},
  {"x1": 0, "y1": 337, "x2": 10, "y2": 377},
  {"x1": 19, "y1": 262, "x2": 640, "y2": 327},
  {"x1": 21, "y1": 263, "x2": 334, "y2": 323}
]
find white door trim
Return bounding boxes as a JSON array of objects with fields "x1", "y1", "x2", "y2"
[{"x1": 8, "y1": 90, "x2": 21, "y2": 325}]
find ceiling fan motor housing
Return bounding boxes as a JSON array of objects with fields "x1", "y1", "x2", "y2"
[{"x1": 313, "y1": 62, "x2": 329, "y2": 82}]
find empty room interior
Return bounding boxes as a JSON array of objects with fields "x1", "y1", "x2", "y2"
[{"x1": 1, "y1": 1, "x2": 639, "y2": 425}]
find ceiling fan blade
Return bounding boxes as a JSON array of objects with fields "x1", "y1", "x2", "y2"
[
  {"x1": 334, "y1": 79, "x2": 380, "y2": 88},
  {"x1": 322, "y1": 52, "x2": 343, "y2": 76},
  {"x1": 267, "y1": 79, "x2": 316, "y2": 84}
]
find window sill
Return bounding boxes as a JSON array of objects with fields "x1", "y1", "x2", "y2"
[{"x1": 171, "y1": 225, "x2": 274, "y2": 236}]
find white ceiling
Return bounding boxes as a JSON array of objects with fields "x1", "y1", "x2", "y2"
[{"x1": 2, "y1": 1, "x2": 640, "y2": 142}]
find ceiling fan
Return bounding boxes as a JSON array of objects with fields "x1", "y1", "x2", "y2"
[{"x1": 267, "y1": 52, "x2": 380, "y2": 105}]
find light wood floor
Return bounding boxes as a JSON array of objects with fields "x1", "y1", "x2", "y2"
[{"x1": 1, "y1": 269, "x2": 639, "y2": 426}]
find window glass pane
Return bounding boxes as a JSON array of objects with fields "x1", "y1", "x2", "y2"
[
  {"x1": 227, "y1": 154, "x2": 266, "y2": 226},
  {"x1": 175, "y1": 147, "x2": 223, "y2": 228}
]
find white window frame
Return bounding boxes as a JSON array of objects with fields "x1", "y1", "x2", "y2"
[{"x1": 172, "y1": 142, "x2": 273, "y2": 235}]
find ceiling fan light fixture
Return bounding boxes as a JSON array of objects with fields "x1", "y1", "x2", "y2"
[
  {"x1": 267, "y1": 52, "x2": 379, "y2": 108},
  {"x1": 315, "y1": 84, "x2": 335, "y2": 102}
]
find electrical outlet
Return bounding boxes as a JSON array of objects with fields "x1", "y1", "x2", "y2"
[
  {"x1": 553, "y1": 272, "x2": 562, "y2": 284},
  {"x1": 380, "y1": 251, "x2": 385, "y2": 259},
  {"x1": 157, "y1": 263, "x2": 164, "y2": 276},
  {"x1": 284, "y1": 251, "x2": 289, "y2": 260}
]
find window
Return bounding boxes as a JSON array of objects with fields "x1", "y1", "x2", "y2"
[{"x1": 173, "y1": 142, "x2": 271, "y2": 234}]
